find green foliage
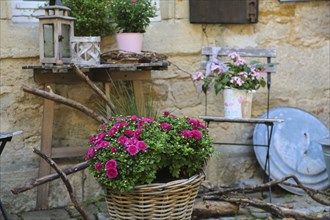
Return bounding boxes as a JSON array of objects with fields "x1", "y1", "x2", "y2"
[
  {"x1": 157, "y1": 113, "x2": 214, "y2": 178},
  {"x1": 109, "y1": 0, "x2": 156, "y2": 33},
  {"x1": 62, "y1": 0, "x2": 114, "y2": 37},
  {"x1": 86, "y1": 112, "x2": 214, "y2": 192},
  {"x1": 106, "y1": 81, "x2": 159, "y2": 118}
]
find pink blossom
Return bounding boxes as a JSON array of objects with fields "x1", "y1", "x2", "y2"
[
  {"x1": 188, "y1": 119, "x2": 207, "y2": 130},
  {"x1": 113, "y1": 121, "x2": 121, "y2": 128},
  {"x1": 238, "y1": 72, "x2": 248, "y2": 78},
  {"x1": 127, "y1": 145, "x2": 139, "y2": 155},
  {"x1": 230, "y1": 76, "x2": 244, "y2": 86},
  {"x1": 134, "y1": 129, "x2": 141, "y2": 138},
  {"x1": 96, "y1": 140, "x2": 110, "y2": 149},
  {"x1": 138, "y1": 120, "x2": 145, "y2": 128},
  {"x1": 124, "y1": 129, "x2": 134, "y2": 137},
  {"x1": 89, "y1": 136, "x2": 97, "y2": 143},
  {"x1": 108, "y1": 127, "x2": 118, "y2": 136},
  {"x1": 85, "y1": 147, "x2": 95, "y2": 159},
  {"x1": 97, "y1": 132, "x2": 107, "y2": 140},
  {"x1": 106, "y1": 168, "x2": 118, "y2": 179},
  {"x1": 211, "y1": 64, "x2": 221, "y2": 72},
  {"x1": 180, "y1": 130, "x2": 192, "y2": 138},
  {"x1": 192, "y1": 71, "x2": 204, "y2": 81},
  {"x1": 142, "y1": 117, "x2": 153, "y2": 123},
  {"x1": 235, "y1": 58, "x2": 247, "y2": 66},
  {"x1": 120, "y1": 122, "x2": 129, "y2": 127},
  {"x1": 163, "y1": 111, "x2": 170, "y2": 116},
  {"x1": 160, "y1": 123, "x2": 172, "y2": 131},
  {"x1": 137, "y1": 141, "x2": 147, "y2": 151},
  {"x1": 118, "y1": 136, "x2": 128, "y2": 145},
  {"x1": 124, "y1": 138, "x2": 138, "y2": 148},
  {"x1": 191, "y1": 130, "x2": 203, "y2": 140},
  {"x1": 110, "y1": 147, "x2": 118, "y2": 153},
  {"x1": 251, "y1": 70, "x2": 262, "y2": 80},
  {"x1": 95, "y1": 162, "x2": 103, "y2": 171},
  {"x1": 131, "y1": 115, "x2": 139, "y2": 121},
  {"x1": 105, "y1": 159, "x2": 117, "y2": 169},
  {"x1": 228, "y1": 52, "x2": 240, "y2": 61}
]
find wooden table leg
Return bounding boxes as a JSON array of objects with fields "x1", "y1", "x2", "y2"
[
  {"x1": 133, "y1": 80, "x2": 145, "y2": 116},
  {"x1": 36, "y1": 83, "x2": 55, "y2": 209}
]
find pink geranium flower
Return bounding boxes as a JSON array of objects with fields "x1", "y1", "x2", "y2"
[
  {"x1": 137, "y1": 141, "x2": 147, "y2": 151},
  {"x1": 96, "y1": 140, "x2": 110, "y2": 149},
  {"x1": 109, "y1": 127, "x2": 118, "y2": 136},
  {"x1": 105, "y1": 159, "x2": 117, "y2": 169},
  {"x1": 89, "y1": 136, "x2": 97, "y2": 143},
  {"x1": 97, "y1": 132, "x2": 107, "y2": 140},
  {"x1": 110, "y1": 147, "x2": 118, "y2": 153},
  {"x1": 95, "y1": 162, "x2": 103, "y2": 171},
  {"x1": 192, "y1": 71, "x2": 204, "y2": 82},
  {"x1": 180, "y1": 130, "x2": 192, "y2": 139},
  {"x1": 191, "y1": 130, "x2": 203, "y2": 140},
  {"x1": 160, "y1": 123, "x2": 172, "y2": 131},
  {"x1": 124, "y1": 129, "x2": 134, "y2": 137},
  {"x1": 118, "y1": 136, "x2": 128, "y2": 145},
  {"x1": 131, "y1": 115, "x2": 139, "y2": 121},
  {"x1": 127, "y1": 145, "x2": 139, "y2": 155},
  {"x1": 85, "y1": 147, "x2": 95, "y2": 159},
  {"x1": 134, "y1": 129, "x2": 141, "y2": 138},
  {"x1": 106, "y1": 168, "x2": 118, "y2": 179}
]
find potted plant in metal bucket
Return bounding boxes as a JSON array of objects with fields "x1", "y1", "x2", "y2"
[
  {"x1": 85, "y1": 111, "x2": 214, "y2": 219},
  {"x1": 108, "y1": 0, "x2": 157, "y2": 53},
  {"x1": 193, "y1": 52, "x2": 269, "y2": 118}
]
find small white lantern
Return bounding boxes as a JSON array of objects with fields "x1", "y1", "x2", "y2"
[{"x1": 38, "y1": 4, "x2": 74, "y2": 65}]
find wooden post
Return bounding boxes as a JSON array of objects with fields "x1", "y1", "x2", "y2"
[
  {"x1": 105, "y1": 82, "x2": 111, "y2": 117},
  {"x1": 133, "y1": 80, "x2": 145, "y2": 115},
  {"x1": 36, "y1": 83, "x2": 55, "y2": 209}
]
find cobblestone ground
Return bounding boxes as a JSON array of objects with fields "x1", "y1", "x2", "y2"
[{"x1": 2, "y1": 188, "x2": 329, "y2": 220}]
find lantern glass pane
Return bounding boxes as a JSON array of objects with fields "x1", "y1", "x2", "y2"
[
  {"x1": 43, "y1": 24, "x2": 54, "y2": 58},
  {"x1": 61, "y1": 24, "x2": 71, "y2": 58}
]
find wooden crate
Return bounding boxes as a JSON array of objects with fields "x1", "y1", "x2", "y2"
[{"x1": 71, "y1": 36, "x2": 101, "y2": 65}]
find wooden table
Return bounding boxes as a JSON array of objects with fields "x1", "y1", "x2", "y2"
[{"x1": 23, "y1": 61, "x2": 170, "y2": 209}]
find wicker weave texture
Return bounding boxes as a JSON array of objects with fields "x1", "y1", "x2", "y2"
[{"x1": 106, "y1": 174, "x2": 204, "y2": 219}]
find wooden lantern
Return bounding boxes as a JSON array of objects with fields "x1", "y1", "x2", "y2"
[{"x1": 38, "y1": 5, "x2": 74, "y2": 65}]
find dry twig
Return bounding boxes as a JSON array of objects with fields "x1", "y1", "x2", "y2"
[
  {"x1": 22, "y1": 84, "x2": 107, "y2": 124},
  {"x1": 33, "y1": 148, "x2": 90, "y2": 220}
]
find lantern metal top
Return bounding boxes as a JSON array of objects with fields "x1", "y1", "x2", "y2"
[
  {"x1": 49, "y1": 0, "x2": 63, "y2": 6},
  {"x1": 38, "y1": 5, "x2": 75, "y2": 20}
]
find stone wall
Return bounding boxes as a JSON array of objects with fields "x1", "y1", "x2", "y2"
[{"x1": 0, "y1": 0, "x2": 329, "y2": 213}]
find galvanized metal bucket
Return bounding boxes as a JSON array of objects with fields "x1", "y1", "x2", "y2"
[{"x1": 320, "y1": 136, "x2": 330, "y2": 184}]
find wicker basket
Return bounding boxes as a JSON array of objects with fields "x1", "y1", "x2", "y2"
[{"x1": 106, "y1": 174, "x2": 204, "y2": 219}]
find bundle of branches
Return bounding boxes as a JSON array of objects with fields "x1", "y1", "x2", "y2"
[{"x1": 101, "y1": 50, "x2": 168, "y2": 64}]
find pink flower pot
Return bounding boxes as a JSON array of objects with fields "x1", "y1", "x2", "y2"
[{"x1": 116, "y1": 33, "x2": 143, "y2": 53}]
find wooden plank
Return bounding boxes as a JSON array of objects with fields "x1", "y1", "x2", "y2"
[
  {"x1": 36, "y1": 83, "x2": 55, "y2": 209},
  {"x1": 133, "y1": 81, "x2": 145, "y2": 115},
  {"x1": 201, "y1": 47, "x2": 276, "y2": 58},
  {"x1": 34, "y1": 72, "x2": 85, "y2": 84},
  {"x1": 200, "y1": 61, "x2": 276, "y2": 73},
  {"x1": 52, "y1": 146, "x2": 88, "y2": 159},
  {"x1": 91, "y1": 70, "x2": 151, "y2": 81},
  {"x1": 22, "y1": 60, "x2": 170, "y2": 71},
  {"x1": 34, "y1": 71, "x2": 152, "y2": 84}
]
